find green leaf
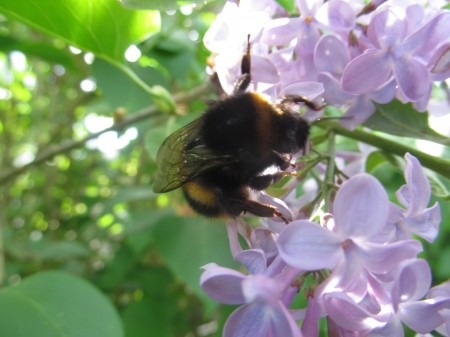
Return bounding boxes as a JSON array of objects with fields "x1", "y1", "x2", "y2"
[
  {"x1": 38, "y1": 241, "x2": 91, "y2": 260},
  {"x1": 276, "y1": 0, "x2": 295, "y2": 12},
  {"x1": 122, "y1": 268, "x2": 177, "y2": 337},
  {"x1": 425, "y1": 170, "x2": 450, "y2": 200},
  {"x1": 0, "y1": 0, "x2": 160, "y2": 63},
  {"x1": 365, "y1": 151, "x2": 387, "y2": 173},
  {"x1": 92, "y1": 58, "x2": 167, "y2": 111},
  {"x1": 0, "y1": 36, "x2": 78, "y2": 71},
  {"x1": 364, "y1": 100, "x2": 450, "y2": 146},
  {"x1": 120, "y1": 0, "x2": 178, "y2": 11},
  {"x1": 119, "y1": 0, "x2": 215, "y2": 11},
  {"x1": 365, "y1": 151, "x2": 404, "y2": 173},
  {"x1": 0, "y1": 271, "x2": 123, "y2": 337},
  {"x1": 152, "y1": 216, "x2": 239, "y2": 310}
]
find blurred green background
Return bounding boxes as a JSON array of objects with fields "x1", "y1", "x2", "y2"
[{"x1": 0, "y1": 0, "x2": 448, "y2": 336}]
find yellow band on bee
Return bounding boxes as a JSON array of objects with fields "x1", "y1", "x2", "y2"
[{"x1": 183, "y1": 182, "x2": 216, "y2": 206}]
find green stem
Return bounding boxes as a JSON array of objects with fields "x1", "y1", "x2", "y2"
[
  {"x1": 323, "y1": 130, "x2": 336, "y2": 212},
  {"x1": 315, "y1": 120, "x2": 450, "y2": 181}
]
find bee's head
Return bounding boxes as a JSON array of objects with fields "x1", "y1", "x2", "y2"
[{"x1": 272, "y1": 110, "x2": 310, "y2": 154}]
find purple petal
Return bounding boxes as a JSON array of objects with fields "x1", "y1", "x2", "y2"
[
  {"x1": 369, "y1": 78, "x2": 396, "y2": 104},
  {"x1": 203, "y1": 14, "x2": 231, "y2": 53},
  {"x1": 301, "y1": 297, "x2": 320, "y2": 337},
  {"x1": 399, "y1": 301, "x2": 447, "y2": 333},
  {"x1": 251, "y1": 55, "x2": 280, "y2": 84},
  {"x1": 242, "y1": 274, "x2": 280, "y2": 305},
  {"x1": 341, "y1": 50, "x2": 391, "y2": 95},
  {"x1": 399, "y1": 202, "x2": 441, "y2": 243},
  {"x1": 391, "y1": 54, "x2": 430, "y2": 102},
  {"x1": 294, "y1": 53, "x2": 318, "y2": 81},
  {"x1": 413, "y1": 83, "x2": 432, "y2": 112},
  {"x1": 370, "y1": 202, "x2": 404, "y2": 244},
  {"x1": 257, "y1": 192, "x2": 294, "y2": 222},
  {"x1": 296, "y1": 0, "x2": 323, "y2": 15},
  {"x1": 429, "y1": 43, "x2": 450, "y2": 80},
  {"x1": 367, "y1": 8, "x2": 407, "y2": 49},
  {"x1": 326, "y1": 243, "x2": 369, "y2": 299},
  {"x1": 315, "y1": 0, "x2": 356, "y2": 31},
  {"x1": 403, "y1": 153, "x2": 431, "y2": 215},
  {"x1": 401, "y1": 11, "x2": 450, "y2": 56},
  {"x1": 224, "y1": 302, "x2": 302, "y2": 337},
  {"x1": 250, "y1": 228, "x2": 279, "y2": 264},
  {"x1": 200, "y1": 265, "x2": 246, "y2": 304},
  {"x1": 227, "y1": 220, "x2": 244, "y2": 257},
  {"x1": 277, "y1": 220, "x2": 343, "y2": 270},
  {"x1": 359, "y1": 239, "x2": 423, "y2": 275},
  {"x1": 322, "y1": 292, "x2": 384, "y2": 331},
  {"x1": 367, "y1": 314, "x2": 404, "y2": 337},
  {"x1": 234, "y1": 249, "x2": 267, "y2": 275},
  {"x1": 333, "y1": 174, "x2": 389, "y2": 241},
  {"x1": 261, "y1": 18, "x2": 302, "y2": 45},
  {"x1": 392, "y1": 259, "x2": 431, "y2": 306},
  {"x1": 269, "y1": 46, "x2": 295, "y2": 70},
  {"x1": 317, "y1": 73, "x2": 353, "y2": 105},
  {"x1": 314, "y1": 34, "x2": 350, "y2": 76},
  {"x1": 340, "y1": 95, "x2": 376, "y2": 130},
  {"x1": 396, "y1": 185, "x2": 410, "y2": 207},
  {"x1": 295, "y1": 22, "x2": 321, "y2": 56},
  {"x1": 280, "y1": 81, "x2": 324, "y2": 99},
  {"x1": 405, "y1": 4, "x2": 424, "y2": 33},
  {"x1": 428, "y1": 280, "x2": 450, "y2": 299}
]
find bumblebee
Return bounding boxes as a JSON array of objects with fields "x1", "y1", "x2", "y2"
[{"x1": 152, "y1": 37, "x2": 323, "y2": 223}]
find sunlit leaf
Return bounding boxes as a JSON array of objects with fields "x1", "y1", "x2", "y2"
[
  {"x1": 119, "y1": 0, "x2": 215, "y2": 11},
  {"x1": 0, "y1": 0, "x2": 160, "y2": 63}
]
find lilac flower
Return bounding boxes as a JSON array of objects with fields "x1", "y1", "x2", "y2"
[
  {"x1": 427, "y1": 280, "x2": 450, "y2": 336},
  {"x1": 200, "y1": 248, "x2": 303, "y2": 336},
  {"x1": 374, "y1": 153, "x2": 441, "y2": 243},
  {"x1": 341, "y1": 8, "x2": 450, "y2": 103},
  {"x1": 367, "y1": 259, "x2": 450, "y2": 336},
  {"x1": 261, "y1": 0, "x2": 355, "y2": 81},
  {"x1": 203, "y1": 0, "x2": 280, "y2": 93},
  {"x1": 277, "y1": 174, "x2": 422, "y2": 299},
  {"x1": 314, "y1": 34, "x2": 396, "y2": 129}
]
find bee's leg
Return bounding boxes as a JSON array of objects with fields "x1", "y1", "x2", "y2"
[
  {"x1": 272, "y1": 151, "x2": 295, "y2": 171},
  {"x1": 249, "y1": 171, "x2": 296, "y2": 191},
  {"x1": 280, "y1": 95, "x2": 325, "y2": 111},
  {"x1": 243, "y1": 200, "x2": 290, "y2": 224},
  {"x1": 215, "y1": 190, "x2": 290, "y2": 224},
  {"x1": 234, "y1": 35, "x2": 251, "y2": 93}
]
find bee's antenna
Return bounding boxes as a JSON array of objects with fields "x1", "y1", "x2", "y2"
[
  {"x1": 234, "y1": 34, "x2": 252, "y2": 93},
  {"x1": 246, "y1": 34, "x2": 251, "y2": 55}
]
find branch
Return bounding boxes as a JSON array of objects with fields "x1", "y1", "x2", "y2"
[
  {"x1": 0, "y1": 82, "x2": 216, "y2": 185},
  {"x1": 315, "y1": 120, "x2": 450, "y2": 180},
  {"x1": 322, "y1": 130, "x2": 335, "y2": 212}
]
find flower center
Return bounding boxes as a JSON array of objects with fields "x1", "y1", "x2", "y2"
[
  {"x1": 305, "y1": 15, "x2": 313, "y2": 24},
  {"x1": 341, "y1": 239, "x2": 352, "y2": 247}
]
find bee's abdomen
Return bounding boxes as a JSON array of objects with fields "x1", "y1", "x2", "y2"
[{"x1": 182, "y1": 182, "x2": 223, "y2": 217}]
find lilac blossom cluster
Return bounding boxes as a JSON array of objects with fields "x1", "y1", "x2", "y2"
[
  {"x1": 203, "y1": 0, "x2": 450, "y2": 129},
  {"x1": 200, "y1": 153, "x2": 447, "y2": 336}
]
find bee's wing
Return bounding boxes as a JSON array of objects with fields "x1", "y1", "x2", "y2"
[{"x1": 152, "y1": 118, "x2": 238, "y2": 193}]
